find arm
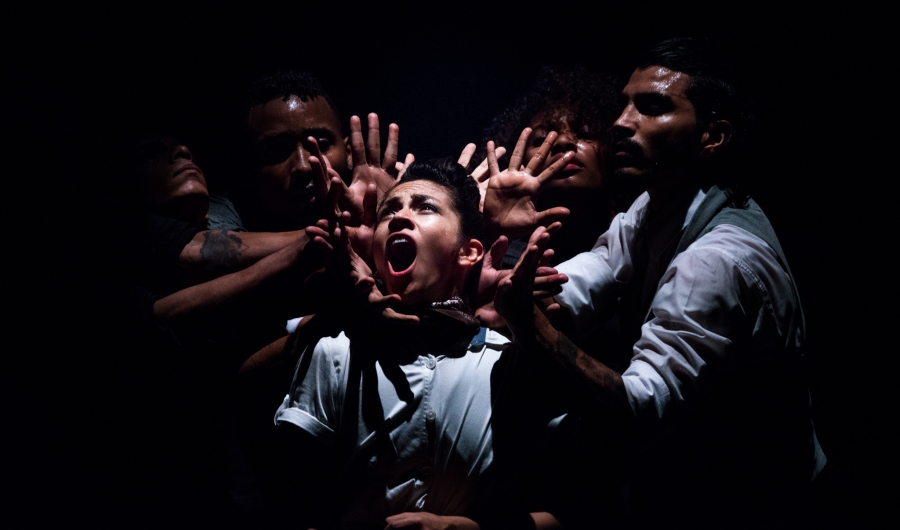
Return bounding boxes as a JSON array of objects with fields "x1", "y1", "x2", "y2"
[
  {"x1": 154, "y1": 231, "x2": 326, "y2": 323},
  {"x1": 550, "y1": 193, "x2": 649, "y2": 337},
  {"x1": 495, "y1": 226, "x2": 630, "y2": 412},
  {"x1": 384, "y1": 511, "x2": 560, "y2": 530},
  {"x1": 473, "y1": 235, "x2": 567, "y2": 331},
  {"x1": 621, "y1": 225, "x2": 784, "y2": 421},
  {"x1": 178, "y1": 228, "x2": 309, "y2": 275},
  {"x1": 268, "y1": 412, "x2": 338, "y2": 529}
]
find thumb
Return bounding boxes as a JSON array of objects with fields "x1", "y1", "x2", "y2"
[{"x1": 486, "y1": 235, "x2": 509, "y2": 269}]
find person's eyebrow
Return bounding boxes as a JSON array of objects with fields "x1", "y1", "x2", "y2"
[
  {"x1": 254, "y1": 131, "x2": 290, "y2": 145},
  {"x1": 634, "y1": 92, "x2": 673, "y2": 103},
  {"x1": 378, "y1": 196, "x2": 403, "y2": 215},
  {"x1": 302, "y1": 127, "x2": 339, "y2": 140},
  {"x1": 410, "y1": 194, "x2": 439, "y2": 207}
]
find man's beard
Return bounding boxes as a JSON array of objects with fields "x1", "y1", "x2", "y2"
[{"x1": 610, "y1": 139, "x2": 698, "y2": 211}]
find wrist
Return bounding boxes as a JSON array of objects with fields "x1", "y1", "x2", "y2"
[{"x1": 501, "y1": 303, "x2": 538, "y2": 345}]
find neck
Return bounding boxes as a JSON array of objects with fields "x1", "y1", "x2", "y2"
[{"x1": 646, "y1": 173, "x2": 696, "y2": 212}]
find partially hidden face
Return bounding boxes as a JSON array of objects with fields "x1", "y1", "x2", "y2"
[
  {"x1": 247, "y1": 95, "x2": 350, "y2": 227},
  {"x1": 611, "y1": 66, "x2": 700, "y2": 181},
  {"x1": 526, "y1": 108, "x2": 607, "y2": 195},
  {"x1": 373, "y1": 180, "x2": 482, "y2": 307},
  {"x1": 129, "y1": 136, "x2": 209, "y2": 224}
]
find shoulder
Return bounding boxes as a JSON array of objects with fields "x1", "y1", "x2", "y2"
[
  {"x1": 483, "y1": 328, "x2": 512, "y2": 348},
  {"x1": 448, "y1": 329, "x2": 511, "y2": 368},
  {"x1": 683, "y1": 223, "x2": 787, "y2": 288},
  {"x1": 207, "y1": 193, "x2": 246, "y2": 232},
  {"x1": 660, "y1": 223, "x2": 798, "y2": 331}
]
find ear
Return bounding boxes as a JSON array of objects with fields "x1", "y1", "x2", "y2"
[
  {"x1": 699, "y1": 120, "x2": 732, "y2": 158},
  {"x1": 344, "y1": 136, "x2": 352, "y2": 167},
  {"x1": 458, "y1": 238, "x2": 485, "y2": 268}
]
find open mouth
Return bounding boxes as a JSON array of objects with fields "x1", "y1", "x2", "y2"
[
  {"x1": 287, "y1": 177, "x2": 315, "y2": 200},
  {"x1": 386, "y1": 235, "x2": 417, "y2": 274}
]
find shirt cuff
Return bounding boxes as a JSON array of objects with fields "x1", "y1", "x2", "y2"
[
  {"x1": 622, "y1": 359, "x2": 672, "y2": 420},
  {"x1": 274, "y1": 397, "x2": 336, "y2": 444}
]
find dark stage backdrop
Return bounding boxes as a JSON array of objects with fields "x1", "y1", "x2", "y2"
[{"x1": 9, "y1": 3, "x2": 884, "y2": 528}]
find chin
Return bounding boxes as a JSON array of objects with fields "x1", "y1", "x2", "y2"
[
  {"x1": 396, "y1": 283, "x2": 457, "y2": 308},
  {"x1": 612, "y1": 165, "x2": 646, "y2": 178}
]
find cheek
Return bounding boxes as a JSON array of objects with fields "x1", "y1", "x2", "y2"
[
  {"x1": 372, "y1": 225, "x2": 389, "y2": 268},
  {"x1": 325, "y1": 148, "x2": 349, "y2": 174},
  {"x1": 258, "y1": 165, "x2": 291, "y2": 192},
  {"x1": 585, "y1": 147, "x2": 607, "y2": 181}
]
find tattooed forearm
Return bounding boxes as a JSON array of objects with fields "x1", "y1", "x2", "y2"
[
  {"x1": 553, "y1": 331, "x2": 627, "y2": 406},
  {"x1": 554, "y1": 331, "x2": 580, "y2": 365},
  {"x1": 200, "y1": 230, "x2": 247, "y2": 271}
]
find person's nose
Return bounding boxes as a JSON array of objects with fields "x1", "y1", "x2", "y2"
[
  {"x1": 611, "y1": 104, "x2": 637, "y2": 141},
  {"x1": 170, "y1": 144, "x2": 193, "y2": 162},
  {"x1": 388, "y1": 208, "x2": 415, "y2": 232},
  {"x1": 551, "y1": 129, "x2": 577, "y2": 156},
  {"x1": 290, "y1": 142, "x2": 312, "y2": 174}
]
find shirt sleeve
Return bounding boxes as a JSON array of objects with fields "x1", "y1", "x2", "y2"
[
  {"x1": 554, "y1": 193, "x2": 649, "y2": 337},
  {"x1": 274, "y1": 333, "x2": 351, "y2": 444},
  {"x1": 622, "y1": 224, "x2": 799, "y2": 422}
]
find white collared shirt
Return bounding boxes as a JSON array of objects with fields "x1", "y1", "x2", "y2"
[
  {"x1": 275, "y1": 329, "x2": 519, "y2": 527},
  {"x1": 556, "y1": 189, "x2": 806, "y2": 421}
]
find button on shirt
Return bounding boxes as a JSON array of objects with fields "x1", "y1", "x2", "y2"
[{"x1": 274, "y1": 329, "x2": 513, "y2": 528}]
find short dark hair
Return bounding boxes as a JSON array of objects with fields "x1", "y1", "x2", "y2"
[
  {"x1": 480, "y1": 65, "x2": 621, "y2": 166},
  {"x1": 637, "y1": 37, "x2": 753, "y2": 152},
  {"x1": 245, "y1": 70, "x2": 340, "y2": 123},
  {"x1": 394, "y1": 159, "x2": 485, "y2": 245}
]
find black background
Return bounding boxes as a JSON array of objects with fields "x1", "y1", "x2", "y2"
[{"x1": 8, "y1": 3, "x2": 886, "y2": 527}]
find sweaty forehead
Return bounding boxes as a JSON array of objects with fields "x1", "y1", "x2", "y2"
[
  {"x1": 382, "y1": 180, "x2": 453, "y2": 206},
  {"x1": 626, "y1": 66, "x2": 691, "y2": 98},
  {"x1": 247, "y1": 95, "x2": 342, "y2": 136}
]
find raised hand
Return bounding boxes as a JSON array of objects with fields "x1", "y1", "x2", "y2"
[
  {"x1": 306, "y1": 137, "x2": 344, "y2": 218},
  {"x1": 483, "y1": 128, "x2": 573, "y2": 241},
  {"x1": 474, "y1": 226, "x2": 567, "y2": 331},
  {"x1": 307, "y1": 187, "x2": 419, "y2": 327},
  {"x1": 473, "y1": 235, "x2": 512, "y2": 329},
  {"x1": 495, "y1": 223, "x2": 567, "y2": 336},
  {"x1": 457, "y1": 142, "x2": 506, "y2": 211},
  {"x1": 396, "y1": 152, "x2": 415, "y2": 179},
  {"x1": 350, "y1": 113, "x2": 402, "y2": 202}
]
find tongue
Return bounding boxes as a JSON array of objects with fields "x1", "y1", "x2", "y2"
[{"x1": 389, "y1": 239, "x2": 416, "y2": 273}]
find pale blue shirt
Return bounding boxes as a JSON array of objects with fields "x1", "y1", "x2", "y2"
[
  {"x1": 274, "y1": 328, "x2": 517, "y2": 527},
  {"x1": 555, "y1": 189, "x2": 825, "y2": 475}
]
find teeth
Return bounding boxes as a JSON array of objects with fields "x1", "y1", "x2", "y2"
[{"x1": 387, "y1": 236, "x2": 416, "y2": 273}]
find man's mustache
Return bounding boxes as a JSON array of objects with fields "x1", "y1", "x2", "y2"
[{"x1": 614, "y1": 138, "x2": 643, "y2": 157}]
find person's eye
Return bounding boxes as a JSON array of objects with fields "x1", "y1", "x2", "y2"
[
  {"x1": 634, "y1": 96, "x2": 672, "y2": 117},
  {"x1": 317, "y1": 138, "x2": 333, "y2": 150},
  {"x1": 420, "y1": 203, "x2": 439, "y2": 213},
  {"x1": 256, "y1": 137, "x2": 295, "y2": 165},
  {"x1": 135, "y1": 141, "x2": 166, "y2": 161},
  {"x1": 638, "y1": 104, "x2": 664, "y2": 117}
]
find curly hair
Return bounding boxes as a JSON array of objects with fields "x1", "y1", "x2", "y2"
[
  {"x1": 478, "y1": 65, "x2": 621, "y2": 167},
  {"x1": 394, "y1": 158, "x2": 485, "y2": 245},
  {"x1": 245, "y1": 70, "x2": 340, "y2": 124}
]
